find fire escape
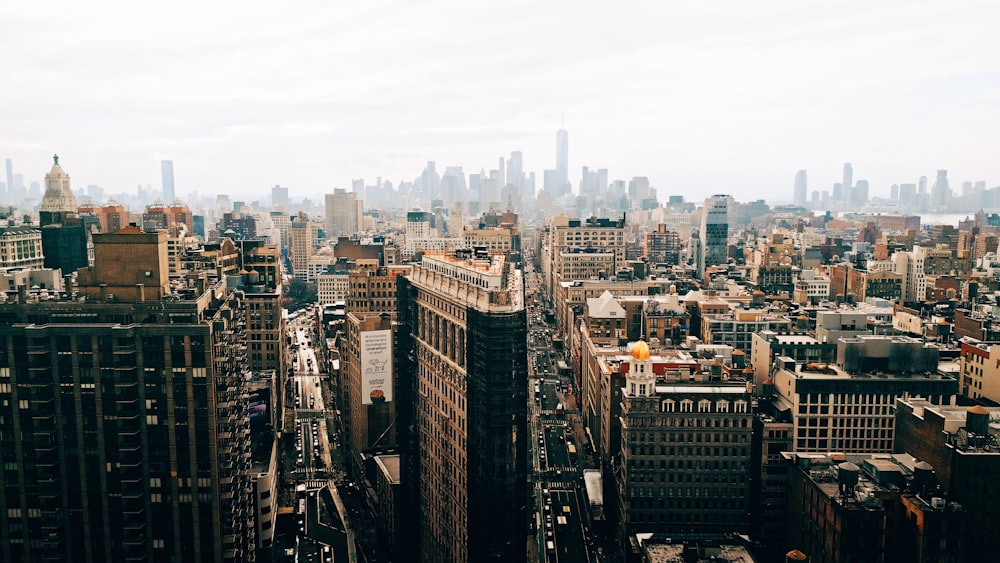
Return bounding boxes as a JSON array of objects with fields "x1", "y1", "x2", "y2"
[
  {"x1": 214, "y1": 297, "x2": 256, "y2": 562},
  {"x1": 27, "y1": 340, "x2": 64, "y2": 561}
]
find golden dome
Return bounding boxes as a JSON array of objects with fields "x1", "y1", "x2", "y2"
[{"x1": 631, "y1": 340, "x2": 651, "y2": 361}]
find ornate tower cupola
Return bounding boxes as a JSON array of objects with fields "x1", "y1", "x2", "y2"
[
  {"x1": 40, "y1": 154, "x2": 78, "y2": 226},
  {"x1": 625, "y1": 340, "x2": 656, "y2": 397}
]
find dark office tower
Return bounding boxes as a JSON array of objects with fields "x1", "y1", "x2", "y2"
[
  {"x1": 556, "y1": 128, "x2": 569, "y2": 195},
  {"x1": 698, "y1": 194, "x2": 730, "y2": 278},
  {"x1": 161, "y1": 160, "x2": 175, "y2": 203},
  {"x1": 793, "y1": 170, "x2": 808, "y2": 206},
  {"x1": 0, "y1": 227, "x2": 257, "y2": 562},
  {"x1": 271, "y1": 185, "x2": 289, "y2": 209},
  {"x1": 193, "y1": 215, "x2": 206, "y2": 238},
  {"x1": 397, "y1": 252, "x2": 527, "y2": 563},
  {"x1": 841, "y1": 162, "x2": 853, "y2": 202}
]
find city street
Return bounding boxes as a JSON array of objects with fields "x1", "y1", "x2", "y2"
[
  {"x1": 525, "y1": 254, "x2": 596, "y2": 563},
  {"x1": 280, "y1": 309, "x2": 349, "y2": 562}
]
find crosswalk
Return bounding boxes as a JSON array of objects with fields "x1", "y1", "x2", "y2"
[{"x1": 541, "y1": 481, "x2": 577, "y2": 491}]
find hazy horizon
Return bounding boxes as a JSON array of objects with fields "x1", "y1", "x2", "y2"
[{"x1": 2, "y1": 0, "x2": 999, "y2": 203}]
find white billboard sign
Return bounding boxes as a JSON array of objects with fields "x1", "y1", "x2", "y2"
[{"x1": 361, "y1": 329, "x2": 393, "y2": 405}]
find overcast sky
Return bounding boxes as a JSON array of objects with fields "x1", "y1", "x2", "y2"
[{"x1": 2, "y1": 0, "x2": 998, "y2": 204}]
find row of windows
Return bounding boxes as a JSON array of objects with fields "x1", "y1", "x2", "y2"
[
  {"x1": 797, "y1": 438, "x2": 892, "y2": 450},
  {"x1": 797, "y1": 428, "x2": 892, "y2": 439},
  {"x1": 629, "y1": 430, "x2": 750, "y2": 446},
  {"x1": 627, "y1": 458, "x2": 748, "y2": 474},
  {"x1": 627, "y1": 414, "x2": 749, "y2": 428},
  {"x1": 799, "y1": 415, "x2": 889, "y2": 426},
  {"x1": 647, "y1": 399, "x2": 750, "y2": 414},
  {"x1": 629, "y1": 486, "x2": 745, "y2": 499},
  {"x1": 628, "y1": 441, "x2": 750, "y2": 460}
]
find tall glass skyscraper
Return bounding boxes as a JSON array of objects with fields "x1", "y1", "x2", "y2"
[
  {"x1": 698, "y1": 194, "x2": 731, "y2": 278},
  {"x1": 161, "y1": 160, "x2": 175, "y2": 202},
  {"x1": 556, "y1": 129, "x2": 569, "y2": 195}
]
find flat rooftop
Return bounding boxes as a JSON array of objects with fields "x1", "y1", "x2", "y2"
[
  {"x1": 374, "y1": 454, "x2": 401, "y2": 484},
  {"x1": 422, "y1": 251, "x2": 505, "y2": 275},
  {"x1": 782, "y1": 361, "x2": 951, "y2": 381}
]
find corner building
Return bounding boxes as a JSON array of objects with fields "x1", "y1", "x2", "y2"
[
  {"x1": 615, "y1": 341, "x2": 752, "y2": 538},
  {"x1": 398, "y1": 251, "x2": 527, "y2": 563}
]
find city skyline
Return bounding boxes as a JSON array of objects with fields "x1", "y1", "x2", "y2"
[{"x1": 2, "y1": 1, "x2": 999, "y2": 202}]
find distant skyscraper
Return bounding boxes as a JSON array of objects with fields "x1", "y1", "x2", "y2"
[
  {"x1": 160, "y1": 160, "x2": 175, "y2": 202},
  {"x1": 832, "y1": 183, "x2": 843, "y2": 202},
  {"x1": 556, "y1": 128, "x2": 569, "y2": 195},
  {"x1": 3, "y1": 158, "x2": 11, "y2": 203},
  {"x1": 326, "y1": 188, "x2": 362, "y2": 238},
  {"x1": 793, "y1": 170, "x2": 808, "y2": 206},
  {"x1": 440, "y1": 167, "x2": 467, "y2": 207},
  {"x1": 421, "y1": 161, "x2": 440, "y2": 201},
  {"x1": 931, "y1": 169, "x2": 950, "y2": 209},
  {"x1": 507, "y1": 151, "x2": 524, "y2": 194},
  {"x1": 851, "y1": 179, "x2": 869, "y2": 206},
  {"x1": 841, "y1": 162, "x2": 853, "y2": 202},
  {"x1": 271, "y1": 184, "x2": 289, "y2": 209},
  {"x1": 580, "y1": 166, "x2": 596, "y2": 196},
  {"x1": 628, "y1": 176, "x2": 650, "y2": 206},
  {"x1": 698, "y1": 194, "x2": 731, "y2": 278}
]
